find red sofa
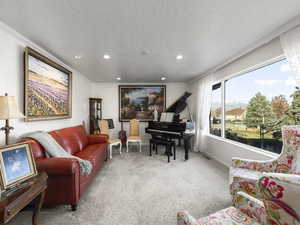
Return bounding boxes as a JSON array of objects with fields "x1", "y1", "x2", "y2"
[{"x1": 21, "y1": 125, "x2": 108, "y2": 211}]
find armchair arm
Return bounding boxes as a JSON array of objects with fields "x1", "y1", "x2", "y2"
[
  {"x1": 36, "y1": 157, "x2": 80, "y2": 176},
  {"x1": 235, "y1": 191, "x2": 267, "y2": 224},
  {"x1": 87, "y1": 134, "x2": 108, "y2": 145},
  {"x1": 177, "y1": 211, "x2": 199, "y2": 225},
  {"x1": 258, "y1": 173, "x2": 300, "y2": 224},
  {"x1": 232, "y1": 157, "x2": 277, "y2": 172}
]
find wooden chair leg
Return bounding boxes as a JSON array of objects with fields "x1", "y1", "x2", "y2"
[
  {"x1": 139, "y1": 141, "x2": 142, "y2": 152},
  {"x1": 109, "y1": 145, "x2": 112, "y2": 159}
]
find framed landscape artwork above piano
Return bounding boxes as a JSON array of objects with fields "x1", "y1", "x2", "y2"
[{"x1": 119, "y1": 85, "x2": 166, "y2": 122}]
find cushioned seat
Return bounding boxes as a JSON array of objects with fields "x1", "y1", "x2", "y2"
[
  {"x1": 198, "y1": 207, "x2": 259, "y2": 225},
  {"x1": 75, "y1": 143, "x2": 107, "y2": 168},
  {"x1": 178, "y1": 207, "x2": 259, "y2": 225},
  {"x1": 109, "y1": 138, "x2": 121, "y2": 144},
  {"x1": 127, "y1": 136, "x2": 141, "y2": 140}
]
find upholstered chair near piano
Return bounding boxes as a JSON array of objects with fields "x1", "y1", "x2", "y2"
[
  {"x1": 126, "y1": 119, "x2": 142, "y2": 153},
  {"x1": 99, "y1": 119, "x2": 122, "y2": 159}
]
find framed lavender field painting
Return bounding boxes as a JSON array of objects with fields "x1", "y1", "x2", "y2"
[{"x1": 24, "y1": 47, "x2": 72, "y2": 121}]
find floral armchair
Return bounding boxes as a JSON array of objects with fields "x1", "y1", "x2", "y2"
[
  {"x1": 230, "y1": 126, "x2": 300, "y2": 205},
  {"x1": 177, "y1": 173, "x2": 300, "y2": 225},
  {"x1": 177, "y1": 125, "x2": 300, "y2": 225}
]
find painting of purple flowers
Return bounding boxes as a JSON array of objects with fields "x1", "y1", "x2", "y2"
[{"x1": 24, "y1": 47, "x2": 72, "y2": 121}]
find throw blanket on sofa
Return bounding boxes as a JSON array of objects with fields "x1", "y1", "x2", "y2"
[{"x1": 24, "y1": 131, "x2": 93, "y2": 175}]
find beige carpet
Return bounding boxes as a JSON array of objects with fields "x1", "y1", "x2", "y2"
[{"x1": 8, "y1": 146, "x2": 231, "y2": 225}]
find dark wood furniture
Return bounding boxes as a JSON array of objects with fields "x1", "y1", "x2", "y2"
[
  {"x1": 0, "y1": 172, "x2": 48, "y2": 225},
  {"x1": 149, "y1": 138, "x2": 176, "y2": 163},
  {"x1": 145, "y1": 92, "x2": 195, "y2": 160},
  {"x1": 89, "y1": 98, "x2": 102, "y2": 134}
]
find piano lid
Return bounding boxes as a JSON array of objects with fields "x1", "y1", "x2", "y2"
[{"x1": 166, "y1": 92, "x2": 192, "y2": 114}]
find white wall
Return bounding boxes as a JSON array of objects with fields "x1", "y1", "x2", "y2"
[
  {"x1": 187, "y1": 38, "x2": 283, "y2": 167},
  {"x1": 91, "y1": 82, "x2": 187, "y2": 144},
  {"x1": 0, "y1": 22, "x2": 92, "y2": 145}
]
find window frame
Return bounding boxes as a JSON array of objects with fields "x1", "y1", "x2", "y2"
[
  {"x1": 208, "y1": 54, "x2": 286, "y2": 155},
  {"x1": 210, "y1": 82, "x2": 223, "y2": 137}
]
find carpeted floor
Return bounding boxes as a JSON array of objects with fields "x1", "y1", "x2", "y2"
[{"x1": 8, "y1": 146, "x2": 231, "y2": 225}]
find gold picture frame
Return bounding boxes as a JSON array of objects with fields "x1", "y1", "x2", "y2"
[
  {"x1": 24, "y1": 47, "x2": 72, "y2": 121},
  {"x1": 119, "y1": 85, "x2": 166, "y2": 122},
  {"x1": 0, "y1": 143, "x2": 37, "y2": 190}
]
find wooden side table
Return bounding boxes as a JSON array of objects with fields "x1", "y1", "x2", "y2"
[{"x1": 0, "y1": 172, "x2": 48, "y2": 225}]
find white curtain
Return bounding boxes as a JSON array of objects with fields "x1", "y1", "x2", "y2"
[
  {"x1": 280, "y1": 26, "x2": 300, "y2": 87},
  {"x1": 193, "y1": 74, "x2": 213, "y2": 152}
]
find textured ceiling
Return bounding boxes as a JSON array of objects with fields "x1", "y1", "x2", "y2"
[{"x1": 0, "y1": 0, "x2": 300, "y2": 82}]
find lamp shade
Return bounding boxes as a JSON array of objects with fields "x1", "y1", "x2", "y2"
[{"x1": 0, "y1": 96, "x2": 24, "y2": 120}]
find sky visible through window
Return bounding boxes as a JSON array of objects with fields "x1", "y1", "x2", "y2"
[{"x1": 226, "y1": 59, "x2": 295, "y2": 105}]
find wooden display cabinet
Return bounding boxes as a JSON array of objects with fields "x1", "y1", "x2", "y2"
[{"x1": 89, "y1": 98, "x2": 102, "y2": 134}]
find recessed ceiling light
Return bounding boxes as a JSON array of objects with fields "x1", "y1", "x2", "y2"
[
  {"x1": 103, "y1": 54, "x2": 111, "y2": 59},
  {"x1": 176, "y1": 54, "x2": 183, "y2": 60},
  {"x1": 116, "y1": 76, "x2": 122, "y2": 81},
  {"x1": 161, "y1": 77, "x2": 167, "y2": 81},
  {"x1": 74, "y1": 55, "x2": 82, "y2": 59}
]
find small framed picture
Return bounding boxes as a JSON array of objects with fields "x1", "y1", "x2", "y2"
[{"x1": 0, "y1": 143, "x2": 37, "y2": 190}]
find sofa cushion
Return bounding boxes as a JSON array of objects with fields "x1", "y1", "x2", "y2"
[
  {"x1": 75, "y1": 143, "x2": 107, "y2": 196},
  {"x1": 75, "y1": 143, "x2": 107, "y2": 168},
  {"x1": 50, "y1": 126, "x2": 89, "y2": 155}
]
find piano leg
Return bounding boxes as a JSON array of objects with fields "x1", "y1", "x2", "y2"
[
  {"x1": 167, "y1": 145, "x2": 170, "y2": 163},
  {"x1": 183, "y1": 135, "x2": 193, "y2": 160},
  {"x1": 173, "y1": 142, "x2": 176, "y2": 160}
]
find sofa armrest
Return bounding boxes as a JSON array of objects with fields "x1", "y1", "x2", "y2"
[
  {"x1": 232, "y1": 157, "x2": 277, "y2": 172},
  {"x1": 87, "y1": 134, "x2": 108, "y2": 145},
  {"x1": 36, "y1": 158, "x2": 80, "y2": 176},
  {"x1": 177, "y1": 211, "x2": 199, "y2": 225}
]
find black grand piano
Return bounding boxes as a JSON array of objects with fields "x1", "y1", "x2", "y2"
[{"x1": 145, "y1": 92, "x2": 195, "y2": 160}]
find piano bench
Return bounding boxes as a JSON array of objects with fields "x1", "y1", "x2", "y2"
[{"x1": 149, "y1": 138, "x2": 176, "y2": 163}]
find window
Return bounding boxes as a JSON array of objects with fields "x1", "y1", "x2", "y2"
[
  {"x1": 210, "y1": 83, "x2": 222, "y2": 137},
  {"x1": 222, "y1": 58, "x2": 299, "y2": 154}
]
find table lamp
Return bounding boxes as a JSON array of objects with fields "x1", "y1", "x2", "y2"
[{"x1": 0, "y1": 93, "x2": 24, "y2": 145}]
